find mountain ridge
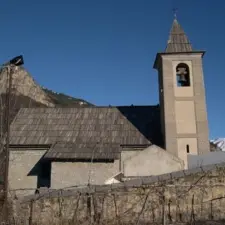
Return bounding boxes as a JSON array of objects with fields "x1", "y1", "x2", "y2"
[
  {"x1": 211, "y1": 138, "x2": 225, "y2": 151},
  {"x1": 43, "y1": 87, "x2": 93, "y2": 107},
  {"x1": 0, "y1": 66, "x2": 93, "y2": 108}
]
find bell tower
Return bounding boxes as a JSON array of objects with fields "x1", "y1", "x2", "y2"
[{"x1": 154, "y1": 18, "x2": 210, "y2": 168}]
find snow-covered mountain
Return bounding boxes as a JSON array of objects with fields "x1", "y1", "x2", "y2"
[{"x1": 211, "y1": 138, "x2": 225, "y2": 151}]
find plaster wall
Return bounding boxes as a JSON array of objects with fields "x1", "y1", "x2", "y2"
[
  {"x1": 123, "y1": 145, "x2": 184, "y2": 176},
  {"x1": 51, "y1": 160, "x2": 120, "y2": 189},
  {"x1": 9, "y1": 149, "x2": 47, "y2": 196}
]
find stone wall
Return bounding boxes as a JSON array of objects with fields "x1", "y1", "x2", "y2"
[{"x1": 10, "y1": 163, "x2": 225, "y2": 224}]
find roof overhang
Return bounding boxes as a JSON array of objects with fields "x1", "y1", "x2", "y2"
[
  {"x1": 43, "y1": 142, "x2": 121, "y2": 160},
  {"x1": 153, "y1": 51, "x2": 206, "y2": 70},
  {"x1": 9, "y1": 144, "x2": 51, "y2": 150}
]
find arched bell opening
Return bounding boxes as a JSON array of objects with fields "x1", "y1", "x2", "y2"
[{"x1": 176, "y1": 63, "x2": 190, "y2": 87}]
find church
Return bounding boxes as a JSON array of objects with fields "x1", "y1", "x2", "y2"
[{"x1": 8, "y1": 18, "x2": 210, "y2": 196}]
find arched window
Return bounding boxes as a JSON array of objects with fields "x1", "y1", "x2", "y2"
[{"x1": 176, "y1": 63, "x2": 190, "y2": 87}]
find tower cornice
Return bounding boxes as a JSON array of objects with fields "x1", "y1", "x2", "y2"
[{"x1": 153, "y1": 51, "x2": 205, "y2": 69}]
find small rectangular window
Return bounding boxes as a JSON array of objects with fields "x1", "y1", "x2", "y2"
[{"x1": 186, "y1": 144, "x2": 190, "y2": 153}]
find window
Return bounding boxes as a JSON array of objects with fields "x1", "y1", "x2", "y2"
[
  {"x1": 186, "y1": 144, "x2": 190, "y2": 153},
  {"x1": 176, "y1": 63, "x2": 190, "y2": 87}
]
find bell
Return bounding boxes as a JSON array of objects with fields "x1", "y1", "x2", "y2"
[{"x1": 179, "y1": 74, "x2": 187, "y2": 83}]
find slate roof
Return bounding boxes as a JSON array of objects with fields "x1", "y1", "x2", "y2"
[
  {"x1": 165, "y1": 18, "x2": 193, "y2": 53},
  {"x1": 44, "y1": 142, "x2": 121, "y2": 160},
  {"x1": 10, "y1": 106, "x2": 161, "y2": 159},
  {"x1": 153, "y1": 18, "x2": 201, "y2": 69}
]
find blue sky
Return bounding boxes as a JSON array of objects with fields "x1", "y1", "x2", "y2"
[{"x1": 0, "y1": 0, "x2": 225, "y2": 139}]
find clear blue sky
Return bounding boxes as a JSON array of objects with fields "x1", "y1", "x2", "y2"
[{"x1": 0, "y1": 0, "x2": 225, "y2": 139}]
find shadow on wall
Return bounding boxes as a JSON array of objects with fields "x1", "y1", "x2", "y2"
[
  {"x1": 117, "y1": 105, "x2": 163, "y2": 146},
  {"x1": 27, "y1": 157, "x2": 51, "y2": 188}
]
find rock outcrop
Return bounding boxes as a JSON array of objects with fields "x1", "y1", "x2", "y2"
[{"x1": 0, "y1": 66, "x2": 92, "y2": 108}]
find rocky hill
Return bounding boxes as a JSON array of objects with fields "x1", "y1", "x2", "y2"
[
  {"x1": 43, "y1": 88, "x2": 92, "y2": 107},
  {"x1": 0, "y1": 66, "x2": 93, "y2": 108}
]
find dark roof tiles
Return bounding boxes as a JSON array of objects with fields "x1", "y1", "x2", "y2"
[
  {"x1": 44, "y1": 142, "x2": 121, "y2": 160},
  {"x1": 10, "y1": 106, "x2": 161, "y2": 150},
  {"x1": 165, "y1": 19, "x2": 193, "y2": 53}
]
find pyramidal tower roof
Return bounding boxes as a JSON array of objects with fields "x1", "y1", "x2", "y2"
[{"x1": 165, "y1": 18, "x2": 193, "y2": 53}]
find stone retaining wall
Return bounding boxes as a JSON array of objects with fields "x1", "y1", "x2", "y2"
[{"x1": 9, "y1": 163, "x2": 225, "y2": 224}]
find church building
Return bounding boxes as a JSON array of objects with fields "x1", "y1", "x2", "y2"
[{"x1": 8, "y1": 18, "x2": 210, "y2": 196}]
